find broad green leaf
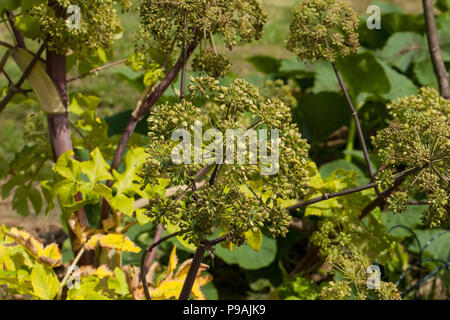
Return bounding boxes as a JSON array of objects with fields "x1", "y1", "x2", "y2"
[
  {"x1": 377, "y1": 59, "x2": 418, "y2": 100},
  {"x1": 336, "y1": 51, "x2": 390, "y2": 97},
  {"x1": 437, "y1": 0, "x2": 450, "y2": 11},
  {"x1": 20, "y1": 0, "x2": 46, "y2": 10},
  {"x1": 407, "y1": 229, "x2": 450, "y2": 271},
  {"x1": 107, "y1": 267, "x2": 130, "y2": 296},
  {"x1": 54, "y1": 150, "x2": 81, "y2": 181},
  {"x1": 215, "y1": 233, "x2": 277, "y2": 270},
  {"x1": 0, "y1": 156, "x2": 9, "y2": 179},
  {"x1": 40, "y1": 180, "x2": 56, "y2": 214},
  {"x1": 111, "y1": 193, "x2": 134, "y2": 216},
  {"x1": 279, "y1": 56, "x2": 315, "y2": 76},
  {"x1": 30, "y1": 264, "x2": 59, "y2": 300},
  {"x1": 413, "y1": 59, "x2": 439, "y2": 89},
  {"x1": 383, "y1": 13, "x2": 425, "y2": 35},
  {"x1": 78, "y1": 93, "x2": 102, "y2": 111},
  {"x1": 28, "y1": 187, "x2": 42, "y2": 214},
  {"x1": 12, "y1": 185, "x2": 30, "y2": 217},
  {"x1": 304, "y1": 195, "x2": 340, "y2": 217},
  {"x1": 81, "y1": 148, "x2": 113, "y2": 183},
  {"x1": 319, "y1": 159, "x2": 367, "y2": 185},
  {"x1": 382, "y1": 204, "x2": 426, "y2": 238},
  {"x1": 380, "y1": 32, "x2": 427, "y2": 72},
  {"x1": 68, "y1": 276, "x2": 110, "y2": 300},
  {"x1": 247, "y1": 55, "x2": 281, "y2": 74},
  {"x1": 92, "y1": 184, "x2": 113, "y2": 202},
  {"x1": 15, "y1": 15, "x2": 40, "y2": 39},
  {"x1": 135, "y1": 209, "x2": 151, "y2": 225},
  {"x1": 312, "y1": 62, "x2": 339, "y2": 94},
  {"x1": 1, "y1": 0, "x2": 20, "y2": 12},
  {"x1": 112, "y1": 147, "x2": 147, "y2": 196},
  {"x1": 294, "y1": 92, "x2": 350, "y2": 143}
]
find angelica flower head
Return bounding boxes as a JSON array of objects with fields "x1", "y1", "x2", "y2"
[{"x1": 286, "y1": 0, "x2": 360, "y2": 62}]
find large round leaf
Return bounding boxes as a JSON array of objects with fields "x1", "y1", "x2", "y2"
[{"x1": 215, "y1": 233, "x2": 277, "y2": 270}]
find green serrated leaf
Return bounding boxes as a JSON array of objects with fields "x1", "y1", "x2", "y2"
[
  {"x1": 380, "y1": 32, "x2": 427, "y2": 72},
  {"x1": 12, "y1": 185, "x2": 30, "y2": 217},
  {"x1": 30, "y1": 264, "x2": 59, "y2": 300},
  {"x1": 111, "y1": 193, "x2": 134, "y2": 216},
  {"x1": 15, "y1": 15, "x2": 40, "y2": 39},
  {"x1": 0, "y1": 156, "x2": 9, "y2": 179},
  {"x1": 107, "y1": 267, "x2": 130, "y2": 296},
  {"x1": 81, "y1": 148, "x2": 112, "y2": 183},
  {"x1": 28, "y1": 187, "x2": 42, "y2": 214}
]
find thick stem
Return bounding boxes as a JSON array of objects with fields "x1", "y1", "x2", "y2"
[
  {"x1": 178, "y1": 236, "x2": 227, "y2": 300},
  {"x1": 178, "y1": 245, "x2": 206, "y2": 300},
  {"x1": 46, "y1": 50, "x2": 94, "y2": 266},
  {"x1": 331, "y1": 62, "x2": 375, "y2": 182},
  {"x1": 422, "y1": 0, "x2": 450, "y2": 99}
]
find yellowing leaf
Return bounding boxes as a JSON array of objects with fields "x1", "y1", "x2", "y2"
[
  {"x1": 245, "y1": 228, "x2": 262, "y2": 252},
  {"x1": 304, "y1": 193, "x2": 340, "y2": 217},
  {"x1": 67, "y1": 213, "x2": 91, "y2": 251},
  {"x1": 6, "y1": 227, "x2": 62, "y2": 267},
  {"x1": 167, "y1": 246, "x2": 178, "y2": 279},
  {"x1": 306, "y1": 161, "x2": 325, "y2": 189},
  {"x1": 150, "y1": 279, "x2": 184, "y2": 300},
  {"x1": 148, "y1": 246, "x2": 212, "y2": 300},
  {"x1": 86, "y1": 233, "x2": 141, "y2": 253},
  {"x1": 92, "y1": 265, "x2": 115, "y2": 279},
  {"x1": 30, "y1": 264, "x2": 60, "y2": 300}
]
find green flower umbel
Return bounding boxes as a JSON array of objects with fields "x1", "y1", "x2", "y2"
[
  {"x1": 286, "y1": 0, "x2": 360, "y2": 62},
  {"x1": 373, "y1": 87, "x2": 450, "y2": 227}
]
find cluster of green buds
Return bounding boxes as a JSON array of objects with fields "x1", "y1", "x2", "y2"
[
  {"x1": 260, "y1": 79, "x2": 298, "y2": 110},
  {"x1": 141, "y1": 76, "x2": 310, "y2": 245},
  {"x1": 386, "y1": 192, "x2": 408, "y2": 214},
  {"x1": 192, "y1": 49, "x2": 231, "y2": 78},
  {"x1": 29, "y1": 0, "x2": 129, "y2": 56},
  {"x1": 286, "y1": 0, "x2": 360, "y2": 62},
  {"x1": 137, "y1": 0, "x2": 268, "y2": 74},
  {"x1": 373, "y1": 87, "x2": 449, "y2": 227},
  {"x1": 320, "y1": 251, "x2": 401, "y2": 300}
]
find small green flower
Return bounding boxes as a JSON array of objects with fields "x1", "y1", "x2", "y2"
[
  {"x1": 387, "y1": 192, "x2": 408, "y2": 214},
  {"x1": 373, "y1": 87, "x2": 450, "y2": 227},
  {"x1": 30, "y1": 0, "x2": 127, "y2": 56},
  {"x1": 286, "y1": 0, "x2": 360, "y2": 62},
  {"x1": 192, "y1": 49, "x2": 231, "y2": 78}
]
